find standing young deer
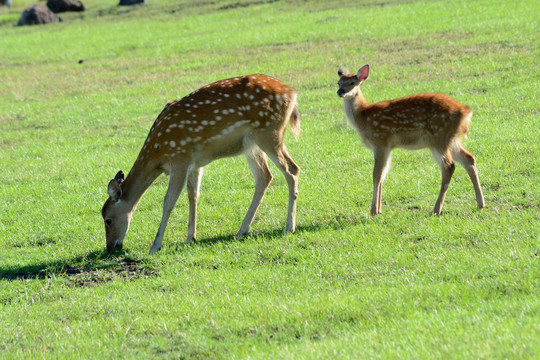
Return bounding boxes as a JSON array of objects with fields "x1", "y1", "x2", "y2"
[
  {"x1": 102, "y1": 74, "x2": 300, "y2": 253},
  {"x1": 337, "y1": 64, "x2": 484, "y2": 216}
]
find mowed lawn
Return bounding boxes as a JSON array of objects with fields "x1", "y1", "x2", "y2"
[{"x1": 0, "y1": 0, "x2": 538, "y2": 358}]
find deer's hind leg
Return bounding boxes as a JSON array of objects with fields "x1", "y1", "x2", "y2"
[
  {"x1": 431, "y1": 148, "x2": 455, "y2": 215},
  {"x1": 452, "y1": 144, "x2": 485, "y2": 210},
  {"x1": 185, "y1": 167, "x2": 203, "y2": 244},
  {"x1": 254, "y1": 133, "x2": 300, "y2": 234}
]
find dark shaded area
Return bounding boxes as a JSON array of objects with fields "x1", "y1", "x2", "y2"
[
  {"x1": 219, "y1": 0, "x2": 278, "y2": 11},
  {"x1": 119, "y1": 0, "x2": 147, "y2": 6},
  {"x1": 1, "y1": 218, "x2": 353, "y2": 285},
  {"x1": 17, "y1": 4, "x2": 63, "y2": 26},
  {"x1": 1, "y1": 250, "x2": 156, "y2": 286},
  {"x1": 47, "y1": 0, "x2": 85, "y2": 13}
]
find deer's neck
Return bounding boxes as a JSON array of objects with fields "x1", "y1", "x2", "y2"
[
  {"x1": 343, "y1": 88, "x2": 369, "y2": 129},
  {"x1": 121, "y1": 159, "x2": 162, "y2": 213}
]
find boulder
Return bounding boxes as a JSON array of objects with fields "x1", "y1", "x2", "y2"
[
  {"x1": 47, "y1": 0, "x2": 85, "y2": 13},
  {"x1": 119, "y1": 0, "x2": 147, "y2": 6},
  {"x1": 17, "y1": 4, "x2": 63, "y2": 26}
]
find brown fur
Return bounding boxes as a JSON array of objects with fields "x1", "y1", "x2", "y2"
[
  {"x1": 338, "y1": 65, "x2": 484, "y2": 215},
  {"x1": 103, "y1": 74, "x2": 301, "y2": 253}
]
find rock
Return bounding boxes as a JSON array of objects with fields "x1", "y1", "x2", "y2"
[
  {"x1": 17, "y1": 4, "x2": 63, "y2": 26},
  {"x1": 119, "y1": 0, "x2": 147, "y2": 6},
  {"x1": 47, "y1": 0, "x2": 85, "y2": 13}
]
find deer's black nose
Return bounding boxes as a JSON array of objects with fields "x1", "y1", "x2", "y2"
[{"x1": 337, "y1": 89, "x2": 345, "y2": 97}]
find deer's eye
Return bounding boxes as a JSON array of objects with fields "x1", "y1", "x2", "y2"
[
  {"x1": 105, "y1": 219, "x2": 112, "y2": 226},
  {"x1": 350, "y1": 81, "x2": 355, "y2": 85}
]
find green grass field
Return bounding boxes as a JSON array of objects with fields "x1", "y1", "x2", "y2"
[{"x1": 1, "y1": 0, "x2": 538, "y2": 358}]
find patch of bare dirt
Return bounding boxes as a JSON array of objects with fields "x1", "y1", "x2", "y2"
[
  {"x1": 2, "y1": 257, "x2": 157, "y2": 287},
  {"x1": 66, "y1": 259, "x2": 157, "y2": 287}
]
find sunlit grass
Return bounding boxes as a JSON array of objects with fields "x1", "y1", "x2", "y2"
[{"x1": 0, "y1": 0, "x2": 538, "y2": 358}]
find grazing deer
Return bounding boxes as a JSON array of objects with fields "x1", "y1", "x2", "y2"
[
  {"x1": 337, "y1": 64, "x2": 484, "y2": 216},
  {"x1": 102, "y1": 74, "x2": 300, "y2": 253}
]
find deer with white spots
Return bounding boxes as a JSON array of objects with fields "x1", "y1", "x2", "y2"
[
  {"x1": 102, "y1": 74, "x2": 300, "y2": 253},
  {"x1": 337, "y1": 64, "x2": 485, "y2": 216}
]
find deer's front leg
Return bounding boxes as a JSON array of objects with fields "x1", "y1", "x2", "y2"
[
  {"x1": 371, "y1": 148, "x2": 391, "y2": 217},
  {"x1": 236, "y1": 148, "x2": 273, "y2": 239},
  {"x1": 149, "y1": 164, "x2": 189, "y2": 254}
]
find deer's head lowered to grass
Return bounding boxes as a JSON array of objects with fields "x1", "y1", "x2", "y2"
[{"x1": 103, "y1": 74, "x2": 301, "y2": 253}]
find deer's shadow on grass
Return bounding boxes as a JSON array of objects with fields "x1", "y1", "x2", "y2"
[
  {"x1": 180, "y1": 213, "x2": 367, "y2": 248},
  {"x1": 2, "y1": 214, "x2": 364, "y2": 283},
  {"x1": 0, "y1": 250, "x2": 155, "y2": 286}
]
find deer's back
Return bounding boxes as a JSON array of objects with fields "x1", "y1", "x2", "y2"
[{"x1": 359, "y1": 93, "x2": 472, "y2": 150}]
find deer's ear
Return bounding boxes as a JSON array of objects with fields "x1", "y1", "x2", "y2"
[
  {"x1": 338, "y1": 66, "x2": 345, "y2": 77},
  {"x1": 107, "y1": 178, "x2": 122, "y2": 202},
  {"x1": 114, "y1": 170, "x2": 125, "y2": 186},
  {"x1": 357, "y1": 65, "x2": 370, "y2": 83}
]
